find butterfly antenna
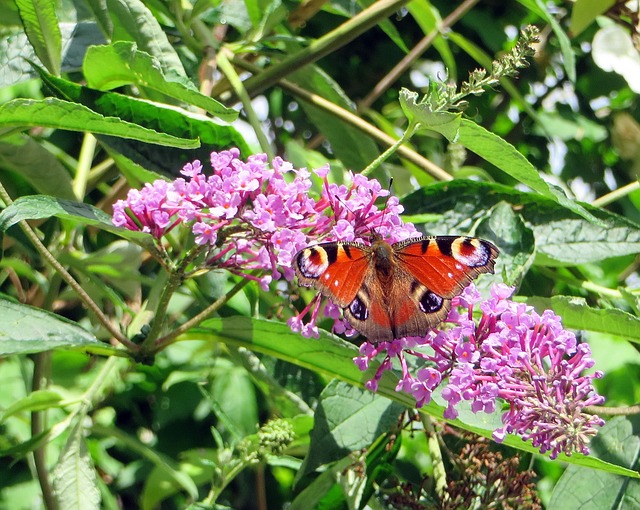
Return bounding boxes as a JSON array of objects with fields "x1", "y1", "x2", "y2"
[{"x1": 377, "y1": 178, "x2": 394, "y2": 238}]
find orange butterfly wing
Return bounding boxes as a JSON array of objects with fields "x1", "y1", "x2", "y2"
[
  {"x1": 293, "y1": 236, "x2": 499, "y2": 342},
  {"x1": 293, "y1": 242, "x2": 372, "y2": 308},
  {"x1": 394, "y1": 236, "x2": 499, "y2": 298}
]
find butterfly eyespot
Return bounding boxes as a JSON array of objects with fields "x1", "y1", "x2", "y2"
[
  {"x1": 452, "y1": 238, "x2": 494, "y2": 267},
  {"x1": 297, "y1": 248, "x2": 329, "y2": 279},
  {"x1": 419, "y1": 290, "x2": 444, "y2": 314},
  {"x1": 349, "y1": 296, "x2": 368, "y2": 321}
]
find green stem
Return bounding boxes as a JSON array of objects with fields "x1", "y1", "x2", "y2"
[
  {"x1": 72, "y1": 133, "x2": 96, "y2": 200},
  {"x1": 31, "y1": 352, "x2": 58, "y2": 510},
  {"x1": 592, "y1": 180, "x2": 640, "y2": 207},
  {"x1": 153, "y1": 277, "x2": 252, "y2": 352},
  {"x1": 361, "y1": 121, "x2": 419, "y2": 176},
  {"x1": 141, "y1": 244, "x2": 207, "y2": 351},
  {"x1": 536, "y1": 266, "x2": 623, "y2": 300},
  {"x1": 580, "y1": 280, "x2": 624, "y2": 300}
]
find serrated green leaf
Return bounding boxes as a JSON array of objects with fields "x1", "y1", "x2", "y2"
[
  {"x1": 525, "y1": 296, "x2": 640, "y2": 342},
  {"x1": 548, "y1": 416, "x2": 640, "y2": 509},
  {"x1": 1, "y1": 389, "x2": 64, "y2": 422},
  {"x1": 14, "y1": 0, "x2": 61, "y2": 74},
  {"x1": 83, "y1": 42, "x2": 236, "y2": 121},
  {"x1": 0, "y1": 98, "x2": 199, "y2": 148},
  {"x1": 52, "y1": 421, "x2": 101, "y2": 510},
  {"x1": 0, "y1": 295, "x2": 111, "y2": 355}
]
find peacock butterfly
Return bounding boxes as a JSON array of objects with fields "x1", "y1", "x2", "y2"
[{"x1": 293, "y1": 235, "x2": 499, "y2": 342}]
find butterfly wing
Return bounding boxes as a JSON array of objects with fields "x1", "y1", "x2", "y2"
[
  {"x1": 394, "y1": 236, "x2": 499, "y2": 298},
  {"x1": 375, "y1": 236, "x2": 499, "y2": 340},
  {"x1": 293, "y1": 236, "x2": 499, "y2": 343},
  {"x1": 293, "y1": 242, "x2": 372, "y2": 308}
]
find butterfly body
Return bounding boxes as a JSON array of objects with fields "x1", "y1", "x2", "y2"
[{"x1": 294, "y1": 236, "x2": 499, "y2": 342}]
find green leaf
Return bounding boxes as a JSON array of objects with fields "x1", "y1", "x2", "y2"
[
  {"x1": 83, "y1": 42, "x2": 237, "y2": 121},
  {"x1": 189, "y1": 317, "x2": 639, "y2": 477},
  {"x1": 0, "y1": 196, "x2": 115, "y2": 231},
  {"x1": 14, "y1": 0, "x2": 61, "y2": 74},
  {"x1": 298, "y1": 380, "x2": 404, "y2": 476},
  {"x1": 548, "y1": 416, "x2": 640, "y2": 509},
  {"x1": 209, "y1": 359, "x2": 259, "y2": 438},
  {"x1": 399, "y1": 88, "x2": 462, "y2": 141},
  {"x1": 0, "y1": 295, "x2": 113, "y2": 356},
  {"x1": 0, "y1": 426, "x2": 54, "y2": 456},
  {"x1": 525, "y1": 296, "x2": 640, "y2": 342},
  {"x1": 453, "y1": 119, "x2": 601, "y2": 225},
  {"x1": 0, "y1": 134, "x2": 75, "y2": 200},
  {"x1": 570, "y1": 0, "x2": 616, "y2": 37},
  {"x1": 0, "y1": 98, "x2": 199, "y2": 148},
  {"x1": 0, "y1": 23, "x2": 106, "y2": 88},
  {"x1": 52, "y1": 420, "x2": 101, "y2": 510},
  {"x1": 479, "y1": 201, "x2": 535, "y2": 287},
  {"x1": 35, "y1": 67, "x2": 250, "y2": 168},
  {"x1": 401, "y1": 180, "x2": 640, "y2": 266},
  {"x1": 0, "y1": 389, "x2": 64, "y2": 422},
  {"x1": 401, "y1": 90, "x2": 600, "y2": 224},
  {"x1": 106, "y1": 0, "x2": 187, "y2": 78}
]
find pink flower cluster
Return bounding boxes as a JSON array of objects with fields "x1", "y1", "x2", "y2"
[
  {"x1": 112, "y1": 149, "x2": 417, "y2": 294},
  {"x1": 355, "y1": 283, "x2": 605, "y2": 459}
]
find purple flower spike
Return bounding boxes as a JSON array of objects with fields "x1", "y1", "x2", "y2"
[{"x1": 353, "y1": 283, "x2": 605, "y2": 458}]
